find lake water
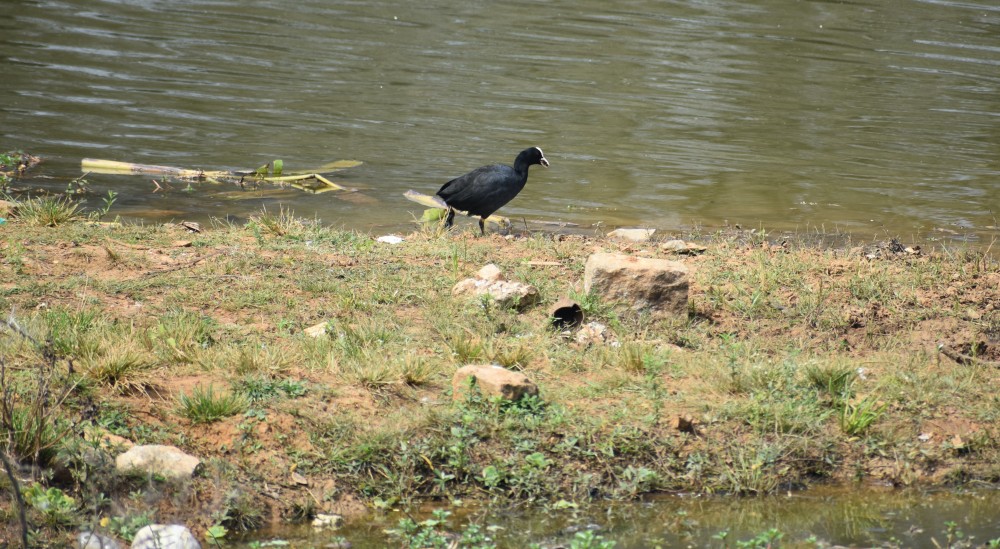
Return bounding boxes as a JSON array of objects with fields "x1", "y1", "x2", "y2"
[
  {"x1": 237, "y1": 486, "x2": 1000, "y2": 548},
  {"x1": 2, "y1": 0, "x2": 999, "y2": 243}
]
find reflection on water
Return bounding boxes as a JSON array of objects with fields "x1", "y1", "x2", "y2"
[
  {"x1": 239, "y1": 487, "x2": 1000, "y2": 547},
  {"x1": 1, "y1": 0, "x2": 998, "y2": 243}
]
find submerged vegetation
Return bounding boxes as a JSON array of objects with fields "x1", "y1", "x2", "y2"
[{"x1": 0, "y1": 187, "x2": 998, "y2": 546}]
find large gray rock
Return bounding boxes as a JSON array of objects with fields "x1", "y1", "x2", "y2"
[
  {"x1": 115, "y1": 445, "x2": 201, "y2": 481},
  {"x1": 452, "y1": 364, "x2": 539, "y2": 402},
  {"x1": 583, "y1": 253, "x2": 689, "y2": 317},
  {"x1": 131, "y1": 525, "x2": 200, "y2": 549},
  {"x1": 452, "y1": 264, "x2": 539, "y2": 310}
]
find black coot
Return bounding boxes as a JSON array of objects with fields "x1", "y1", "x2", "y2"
[{"x1": 435, "y1": 147, "x2": 549, "y2": 235}]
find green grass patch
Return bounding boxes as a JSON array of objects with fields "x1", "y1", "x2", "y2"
[{"x1": 177, "y1": 385, "x2": 249, "y2": 423}]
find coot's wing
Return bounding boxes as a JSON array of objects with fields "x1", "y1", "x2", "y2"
[
  {"x1": 436, "y1": 164, "x2": 501, "y2": 198},
  {"x1": 436, "y1": 164, "x2": 523, "y2": 218}
]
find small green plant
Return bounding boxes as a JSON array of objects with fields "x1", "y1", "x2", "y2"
[
  {"x1": 91, "y1": 189, "x2": 118, "y2": 220},
  {"x1": 177, "y1": 385, "x2": 249, "y2": 424},
  {"x1": 230, "y1": 341, "x2": 295, "y2": 376},
  {"x1": 398, "y1": 355, "x2": 439, "y2": 386},
  {"x1": 839, "y1": 396, "x2": 887, "y2": 436},
  {"x1": 722, "y1": 444, "x2": 782, "y2": 495},
  {"x1": 327, "y1": 318, "x2": 399, "y2": 361},
  {"x1": 617, "y1": 465, "x2": 660, "y2": 498},
  {"x1": 338, "y1": 353, "x2": 396, "y2": 389},
  {"x1": 805, "y1": 363, "x2": 856, "y2": 404},
  {"x1": 218, "y1": 490, "x2": 264, "y2": 532},
  {"x1": 13, "y1": 195, "x2": 83, "y2": 226},
  {"x1": 489, "y1": 342, "x2": 533, "y2": 370},
  {"x1": 443, "y1": 329, "x2": 484, "y2": 363},
  {"x1": 386, "y1": 509, "x2": 495, "y2": 549},
  {"x1": 568, "y1": 530, "x2": 617, "y2": 549},
  {"x1": 149, "y1": 309, "x2": 215, "y2": 363},
  {"x1": 248, "y1": 205, "x2": 309, "y2": 238},
  {"x1": 205, "y1": 523, "x2": 228, "y2": 546},
  {"x1": 528, "y1": 530, "x2": 617, "y2": 549},
  {"x1": 65, "y1": 173, "x2": 91, "y2": 195},
  {"x1": 1, "y1": 316, "x2": 76, "y2": 468},
  {"x1": 23, "y1": 484, "x2": 77, "y2": 528},
  {"x1": 79, "y1": 341, "x2": 157, "y2": 395},
  {"x1": 568, "y1": 288, "x2": 613, "y2": 321},
  {"x1": 43, "y1": 308, "x2": 100, "y2": 358},
  {"x1": 943, "y1": 521, "x2": 964, "y2": 546},
  {"x1": 237, "y1": 375, "x2": 307, "y2": 402},
  {"x1": 614, "y1": 342, "x2": 665, "y2": 375},
  {"x1": 0, "y1": 151, "x2": 19, "y2": 167},
  {"x1": 106, "y1": 511, "x2": 154, "y2": 542},
  {"x1": 6, "y1": 404, "x2": 70, "y2": 466},
  {"x1": 714, "y1": 527, "x2": 784, "y2": 549}
]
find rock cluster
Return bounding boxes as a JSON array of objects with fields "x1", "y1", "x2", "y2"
[{"x1": 452, "y1": 264, "x2": 540, "y2": 310}]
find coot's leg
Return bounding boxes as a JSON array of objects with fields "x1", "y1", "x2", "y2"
[
  {"x1": 444, "y1": 208, "x2": 456, "y2": 228},
  {"x1": 478, "y1": 217, "x2": 486, "y2": 236}
]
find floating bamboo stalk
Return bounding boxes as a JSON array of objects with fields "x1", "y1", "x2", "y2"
[{"x1": 80, "y1": 158, "x2": 362, "y2": 194}]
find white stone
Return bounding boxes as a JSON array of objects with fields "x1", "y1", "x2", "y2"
[
  {"x1": 79, "y1": 531, "x2": 122, "y2": 549},
  {"x1": 116, "y1": 445, "x2": 201, "y2": 481},
  {"x1": 131, "y1": 525, "x2": 200, "y2": 549}
]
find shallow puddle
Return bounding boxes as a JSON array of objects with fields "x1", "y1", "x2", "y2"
[{"x1": 237, "y1": 486, "x2": 1000, "y2": 548}]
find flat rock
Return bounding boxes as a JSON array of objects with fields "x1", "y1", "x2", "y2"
[
  {"x1": 583, "y1": 253, "x2": 689, "y2": 317},
  {"x1": 115, "y1": 444, "x2": 201, "y2": 481},
  {"x1": 661, "y1": 239, "x2": 707, "y2": 255},
  {"x1": 304, "y1": 321, "x2": 328, "y2": 337},
  {"x1": 608, "y1": 228, "x2": 656, "y2": 242},
  {"x1": 452, "y1": 264, "x2": 539, "y2": 310},
  {"x1": 131, "y1": 525, "x2": 200, "y2": 549},
  {"x1": 452, "y1": 364, "x2": 539, "y2": 402}
]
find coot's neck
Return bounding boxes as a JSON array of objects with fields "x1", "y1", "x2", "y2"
[{"x1": 513, "y1": 151, "x2": 535, "y2": 175}]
